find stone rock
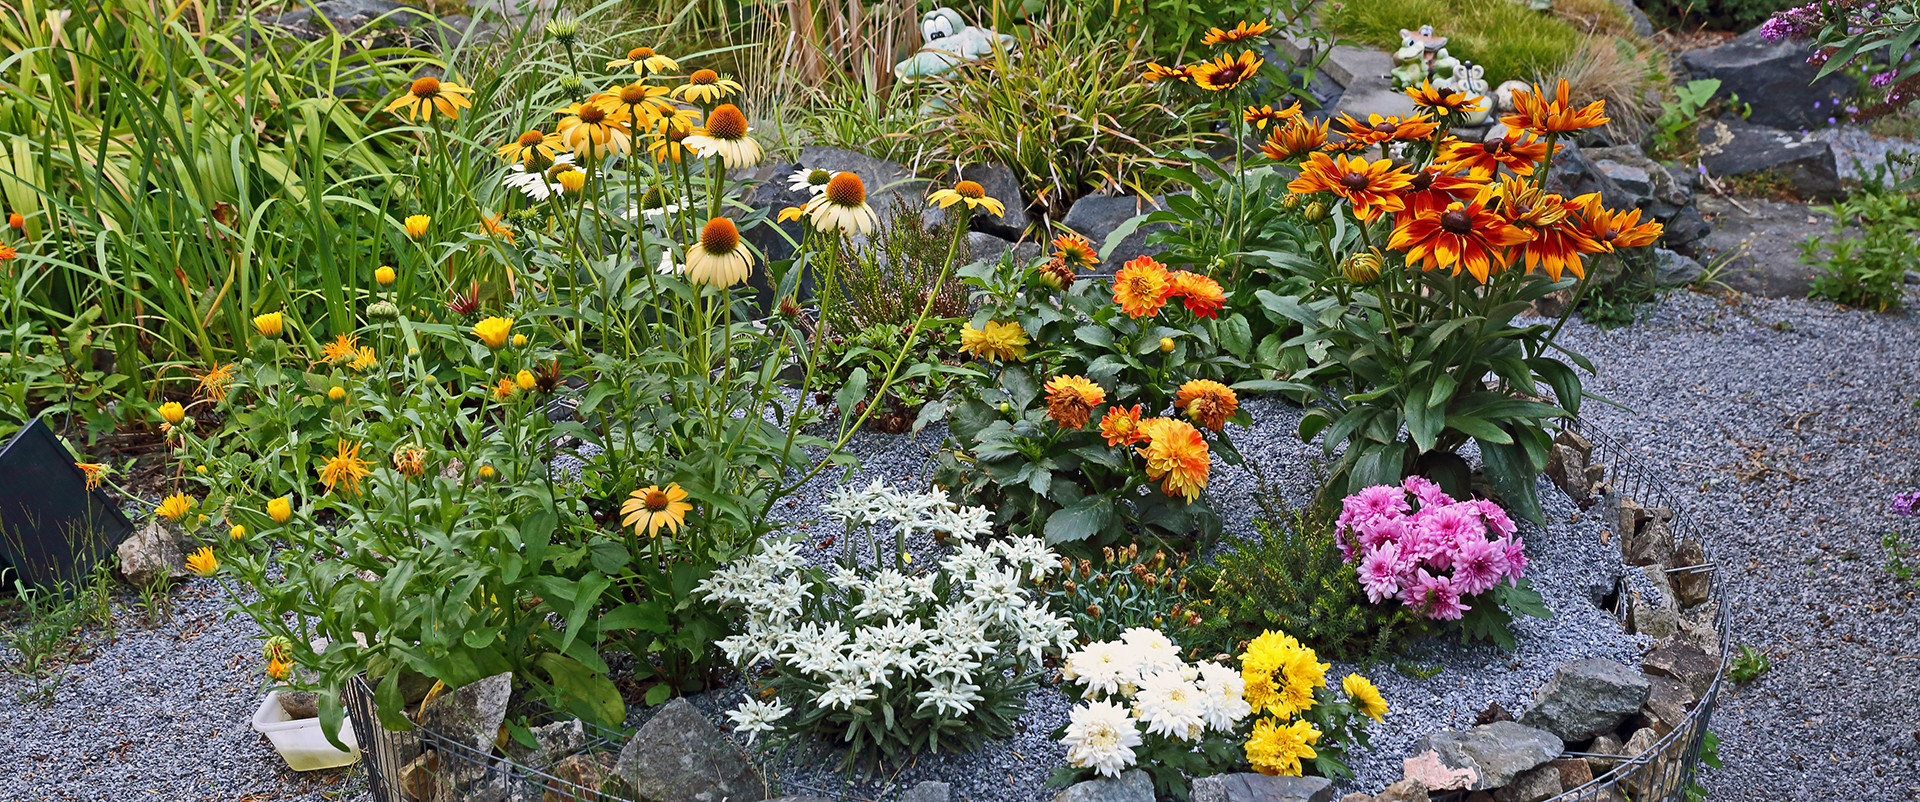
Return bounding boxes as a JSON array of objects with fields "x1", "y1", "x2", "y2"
[
  {"x1": 1059, "y1": 194, "x2": 1171, "y2": 272},
  {"x1": 116, "y1": 520, "x2": 190, "y2": 587},
  {"x1": 1669, "y1": 541, "x2": 1711, "y2": 608},
  {"x1": 1620, "y1": 510, "x2": 1674, "y2": 568},
  {"x1": 1585, "y1": 147, "x2": 1691, "y2": 215},
  {"x1": 1190, "y1": 773, "x2": 1334, "y2": 802},
  {"x1": 264, "y1": 0, "x2": 494, "y2": 50},
  {"x1": 953, "y1": 162, "x2": 1030, "y2": 240},
  {"x1": 1594, "y1": 159, "x2": 1652, "y2": 200},
  {"x1": 1627, "y1": 590, "x2": 1681, "y2": 640},
  {"x1": 968, "y1": 232, "x2": 1041, "y2": 267},
  {"x1": 1642, "y1": 640, "x2": 1720, "y2": 699},
  {"x1": 1337, "y1": 794, "x2": 1373, "y2": 802},
  {"x1": 1586, "y1": 732, "x2": 1625, "y2": 773},
  {"x1": 1605, "y1": 0, "x2": 1654, "y2": 37},
  {"x1": 1695, "y1": 116, "x2": 1843, "y2": 201},
  {"x1": 1476, "y1": 700, "x2": 1517, "y2": 726},
  {"x1": 1545, "y1": 757, "x2": 1594, "y2": 790},
  {"x1": 1313, "y1": 44, "x2": 1420, "y2": 120},
  {"x1": 1640, "y1": 674, "x2": 1696, "y2": 736},
  {"x1": 1054, "y1": 769, "x2": 1154, "y2": 802},
  {"x1": 903, "y1": 781, "x2": 951, "y2": 802},
  {"x1": 1545, "y1": 143, "x2": 1637, "y2": 220},
  {"x1": 1371, "y1": 778, "x2": 1430, "y2": 802},
  {"x1": 278, "y1": 691, "x2": 319, "y2": 720},
  {"x1": 418, "y1": 672, "x2": 513, "y2": 757},
  {"x1": 1492, "y1": 765, "x2": 1562, "y2": 802},
  {"x1": 1464, "y1": 794, "x2": 1495, "y2": 802},
  {"x1": 1544, "y1": 444, "x2": 1592, "y2": 503},
  {"x1": 1402, "y1": 721, "x2": 1564, "y2": 792},
  {"x1": 1681, "y1": 25, "x2": 1853, "y2": 131},
  {"x1": 765, "y1": 798, "x2": 831, "y2": 802},
  {"x1": 1553, "y1": 429, "x2": 1593, "y2": 461},
  {"x1": 1660, "y1": 206, "x2": 1712, "y2": 251},
  {"x1": 1650, "y1": 249, "x2": 1703, "y2": 287},
  {"x1": 1691, "y1": 194, "x2": 1836, "y2": 298},
  {"x1": 615, "y1": 698, "x2": 765, "y2": 802},
  {"x1": 506, "y1": 719, "x2": 588, "y2": 769},
  {"x1": 1679, "y1": 602, "x2": 1722, "y2": 657},
  {"x1": 1623, "y1": 726, "x2": 1661, "y2": 757},
  {"x1": 745, "y1": 146, "x2": 933, "y2": 267},
  {"x1": 1519, "y1": 658, "x2": 1653, "y2": 742}
]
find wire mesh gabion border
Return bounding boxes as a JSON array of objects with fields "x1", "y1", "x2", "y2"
[{"x1": 343, "y1": 417, "x2": 1730, "y2": 802}]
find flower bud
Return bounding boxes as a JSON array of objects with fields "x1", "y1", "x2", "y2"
[
  {"x1": 1343, "y1": 248, "x2": 1384, "y2": 285},
  {"x1": 367, "y1": 300, "x2": 399, "y2": 318},
  {"x1": 544, "y1": 15, "x2": 579, "y2": 45},
  {"x1": 1281, "y1": 192, "x2": 1304, "y2": 210},
  {"x1": 374, "y1": 265, "x2": 395, "y2": 285},
  {"x1": 1159, "y1": 337, "x2": 1175, "y2": 352},
  {"x1": 1303, "y1": 201, "x2": 1329, "y2": 223}
]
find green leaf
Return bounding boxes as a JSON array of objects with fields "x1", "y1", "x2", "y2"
[
  {"x1": 1045, "y1": 495, "x2": 1114, "y2": 544},
  {"x1": 1074, "y1": 324, "x2": 1115, "y2": 349},
  {"x1": 536, "y1": 653, "x2": 625, "y2": 725},
  {"x1": 835, "y1": 366, "x2": 870, "y2": 419},
  {"x1": 557, "y1": 571, "x2": 612, "y2": 655},
  {"x1": 1477, "y1": 438, "x2": 1544, "y2": 524},
  {"x1": 1219, "y1": 314, "x2": 1253, "y2": 359}
]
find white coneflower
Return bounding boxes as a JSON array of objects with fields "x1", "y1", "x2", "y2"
[
  {"x1": 683, "y1": 104, "x2": 762, "y2": 168},
  {"x1": 657, "y1": 251, "x2": 685, "y2": 275},
  {"x1": 802, "y1": 171, "x2": 879, "y2": 235},
  {"x1": 788, "y1": 167, "x2": 833, "y2": 194},
  {"x1": 685, "y1": 216, "x2": 753, "y2": 287},
  {"x1": 624, "y1": 184, "x2": 682, "y2": 220},
  {"x1": 505, "y1": 153, "x2": 579, "y2": 200}
]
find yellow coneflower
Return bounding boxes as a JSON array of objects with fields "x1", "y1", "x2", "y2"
[
  {"x1": 1260, "y1": 116, "x2": 1329, "y2": 160},
  {"x1": 683, "y1": 104, "x2": 762, "y2": 168},
  {"x1": 76, "y1": 461, "x2": 105, "y2": 490},
  {"x1": 803, "y1": 172, "x2": 879, "y2": 235},
  {"x1": 651, "y1": 104, "x2": 701, "y2": 136},
  {"x1": 671, "y1": 68, "x2": 742, "y2": 105},
  {"x1": 648, "y1": 127, "x2": 694, "y2": 163},
  {"x1": 157, "y1": 401, "x2": 186, "y2": 425},
  {"x1": 607, "y1": 46, "x2": 678, "y2": 77},
  {"x1": 496, "y1": 129, "x2": 562, "y2": 165},
  {"x1": 621, "y1": 483, "x2": 693, "y2": 538},
  {"x1": 593, "y1": 82, "x2": 672, "y2": 129},
  {"x1": 554, "y1": 102, "x2": 634, "y2": 159},
  {"x1": 385, "y1": 76, "x2": 473, "y2": 122},
  {"x1": 1243, "y1": 102, "x2": 1301, "y2": 130},
  {"x1": 197, "y1": 362, "x2": 236, "y2": 401},
  {"x1": 1191, "y1": 50, "x2": 1263, "y2": 92},
  {"x1": 1142, "y1": 62, "x2": 1192, "y2": 83},
  {"x1": 927, "y1": 180, "x2": 1006, "y2": 218},
  {"x1": 185, "y1": 546, "x2": 218, "y2": 577},
  {"x1": 404, "y1": 215, "x2": 431, "y2": 239},
  {"x1": 1203, "y1": 19, "x2": 1273, "y2": 46},
  {"x1": 685, "y1": 217, "x2": 754, "y2": 288},
  {"x1": 157, "y1": 492, "x2": 193, "y2": 522},
  {"x1": 253, "y1": 312, "x2": 285, "y2": 338},
  {"x1": 319, "y1": 440, "x2": 374, "y2": 496}
]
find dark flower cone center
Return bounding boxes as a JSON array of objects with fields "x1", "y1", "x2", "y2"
[
  {"x1": 1440, "y1": 210, "x2": 1475, "y2": 234},
  {"x1": 1372, "y1": 121, "x2": 1398, "y2": 135},
  {"x1": 1408, "y1": 172, "x2": 1434, "y2": 192},
  {"x1": 517, "y1": 130, "x2": 545, "y2": 147},
  {"x1": 701, "y1": 217, "x2": 740, "y2": 253},
  {"x1": 577, "y1": 105, "x2": 606, "y2": 124},
  {"x1": 1340, "y1": 172, "x2": 1372, "y2": 192},
  {"x1": 706, "y1": 105, "x2": 747, "y2": 140}
]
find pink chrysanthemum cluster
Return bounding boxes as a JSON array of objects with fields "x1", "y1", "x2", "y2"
[{"x1": 1335, "y1": 477, "x2": 1527, "y2": 622}]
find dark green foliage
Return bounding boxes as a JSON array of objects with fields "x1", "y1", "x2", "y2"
[
  {"x1": 1643, "y1": 0, "x2": 1801, "y2": 32},
  {"x1": 1190, "y1": 490, "x2": 1417, "y2": 663},
  {"x1": 1803, "y1": 177, "x2": 1920, "y2": 312}
]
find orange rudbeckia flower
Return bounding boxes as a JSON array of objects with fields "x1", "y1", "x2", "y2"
[
  {"x1": 1436, "y1": 132, "x2": 1555, "y2": 177},
  {"x1": 1503, "y1": 79, "x2": 1610, "y2": 136},
  {"x1": 1332, "y1": 112, "x2": 1439, "y2": 145},
  {"x1": 1389, "y1": 187, "x2": 1533, "y2": 283},
  {"x1": 1287, "y1": 152, "x2": 1413, "y2": 222}
]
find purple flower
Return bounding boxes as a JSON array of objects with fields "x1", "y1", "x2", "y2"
[
  {"x1": 1451, "y1": 536, "x2": 1508, "y2": 597},
  {"x1": 1359, "y1": 543, "x2": 1407, "y2": 603},
  {"x1": 1403, "y1": 570, "x2": 1470, "y2": 621},
  {"x1": 1894, "y1": 491, "x2": 1920, "y2": 517},
  {"x1": 1501, "y1": 536, "x2": 1529, "y2": 583},
  {"x1": 1402, "y1": 474, "x2": 1454, "y2": 508}
]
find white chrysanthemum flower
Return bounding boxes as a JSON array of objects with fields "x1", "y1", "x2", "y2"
[
  {"x1": 1062, "y1": 700, "x2": 1143, "y2": 778},
  {"x1": 726, "y1": 697, "x2": 790, "y2": 745},
  {"x1": 788, "y1": 167, "x2": 833, "y2": 194},
  {"x1": 1064, "y1": 640, "x2": 1136, "y2": 699},
  {"x1": 1195, "y1": 660, "x2": 1252, "y2": 732},
  {"x1": 1131, "y1": 670, "x2": 1208, "y2": 742},
  {"x1": 1119, "y1": 627, "x2": 1182, "y2": 676}
]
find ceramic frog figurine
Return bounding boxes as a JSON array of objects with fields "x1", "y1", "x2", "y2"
[
  {"x1": 895, "y1": 8, "x2": 1016, "y2": 84},
  {"x1": 1389, "y1": 25, "x2": 1460, "y2": 90}
]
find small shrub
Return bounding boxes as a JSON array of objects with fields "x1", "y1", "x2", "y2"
[
  {"x1": 1728, "y1": 644, "x2": 1771, "y2": 683},
  {"x1": 1803, "y1": 184, "x2": 1920, "y2": 311}
]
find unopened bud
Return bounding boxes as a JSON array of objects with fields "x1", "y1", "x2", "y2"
[
  {"x1": 1343, "y1": 247, "x2": 1384, "y2": 285},
  {"x1": 1303, "y1": 201, "x2": 1329, "y2": 223}
]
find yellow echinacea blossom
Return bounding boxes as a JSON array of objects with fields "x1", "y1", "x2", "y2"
[
  {"x1": 928, "y1": 180, "x2": 1006, "y2": 218},
  {"x1": 386, "y1": 76, "x2": 473, "y2": 122},
  {"x1": 622, "y1": 483, "x2": 692, "y2": 538}
]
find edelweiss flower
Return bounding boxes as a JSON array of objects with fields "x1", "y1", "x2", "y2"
[{"x1": 726, "y1": 697, "x2": 789, "y2": 744}]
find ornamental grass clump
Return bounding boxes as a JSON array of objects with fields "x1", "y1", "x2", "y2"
[
  {"x1": 700, "y1": 481, "x2": 1076, "y2": 766},
  {"x1": 1335, "y1": 478, "x2": 1549, "y2": 648}
]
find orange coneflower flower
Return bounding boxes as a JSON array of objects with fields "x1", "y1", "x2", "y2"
[
  {"x1": 1260, "y1": 117, "x2": 1329, "y2": 160},
  {"x1": 1406, "y1": 80, "x2": 1487, "y2": 116},
  {"x1": 1143, "y1": 62, "x2": 1193, "y2": 83},
  {"x1": 622, "y1": 483, "x2": 693, "y2": 538},
  {"x1": 1168, "y1": 270, "x2": 1226, "y2": 319},
  {"x1": 1202, "y1": 20, "x2": 1273, "y2": 45},
  {"x1": 593, "y1": 82, "x2": 673, "y2": 128},
  {"x1": 1503, "y1": 79, "x2": 1609, "y2": 136},
  {"x1": 1243, "y1": 102, "x2": 1301, "y2": 131},
  {"x1": 1494, "y1": 177, "x2": 1603, "y2": 281},
  {"x1": 1287, "y1": 152, "x2": 1413, "y2": 222},
  {"x1": 1113, "y1": 256, "x2": 1173, "y2": 318},
  {"x1": 1100, "y1": 405, "x2": 1149, "y2": 447},
  {"x1": 1574, "y1": 194, "x2": 1664, "y2": 251},
  {"x1": 1389, "y1": 187, "x2": 1533, "y2": 283},
  {"x1": 1398, "y1": 164, "x2": 1485, "y2": 223},
  {"x1": 1437, "y1": 132, "x2": 1554, "y2": 178},
  {"x1": 1044, "y1": 375, "x2": 1107, "y2": 430},
  {"x1": 1191, "y1": 50, "x2": 1263, "y2": 92},
  {"x1": 496, "y1": 129, "x2": 561, "y2": 166},
  {"x1": 607, "y1": 46, "x2": 678, "y2": 76},
  {"x1": 1176, "y1": 379, "x2": 1239, "y2": 432},
  {"x1": 649, "y1": 127, "x2": 694, "y2": 163},
  {"x1": 1333, "y1": 112, "x2": 1439, "y2": 146},
  {"x1": 672, "y1": 69, "x2": 742, "y2": 105},
  {"x1": 385, "y1": 76, "x2": 473, "y2": 122},
  {"x1": 651, "y1": 103, "x2": 701, "y2": 136},
  {"x1": 196, "y1": 362, "x2": 237, "y2": 401},
  {"x1": 319, "y1": 440, "x2": 375, "y2": 496}
]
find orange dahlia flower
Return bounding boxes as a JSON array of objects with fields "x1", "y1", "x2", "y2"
[
  {"x1": 1168, "y1": 270, "x2": 1226, "y2": 319},
  {"x1": 1045, "y1": 375, "x2": 1106, "y2": 430},
  {"x1": 1137, "y1": 418, "x2": 1210, "y2": 502},
  {"x1": 1176, "y1": 380, "x2": 1239, "y2": 432},
  {"x1": 1100, "y1": 404, "x2": 1149, "y2": 447},
  {"x1": 1113, "y1": 256, "x2": 1173, "y2": 318}
]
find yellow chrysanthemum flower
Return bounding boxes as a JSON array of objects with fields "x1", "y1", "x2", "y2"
[
  {"x1": 1245, "y1": 717, "x2": 1320, "y2": 777},
  {"x1": 1240, "y1": 629, "x2": 1329, "y2": 719},
  {"x1": 157, "y1": 492, "x2": 193, "y2": 522},
  {"x1": 1343, "y1": 673, "x2": 1388, "y2": 722},
  {"x1": 197, "y1": 363, "x2": 236, "y2": 402},
  {"x1": 958, "y1": 320, "x2": 1028, "y2": 363},
  {"x1": 185, "y1": 546, "x2": 219, "y2": 577},
  {"x1": 1137, "y1": 417, "x2": 1210, "y2": 502}
]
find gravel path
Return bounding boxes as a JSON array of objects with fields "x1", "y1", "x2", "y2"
[{"x1": 6, "y1": 289, "x2": 1918, "y2": 801}]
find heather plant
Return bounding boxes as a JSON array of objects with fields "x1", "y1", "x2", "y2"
[{"x1": 1765, "y1": 0, "x2": 1920, "y2": 125}]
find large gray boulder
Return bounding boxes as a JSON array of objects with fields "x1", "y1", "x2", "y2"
[
  {"x1": 1059, "y1": 194, "x2": 1170, "y2": 273},
  {"x1": 1191, "y1": 773, "x2": 1335, "y2": 802},
  {"x1": 116, "y1": 519, "x2": 190, "y2": 588},
  {"x1": 1545, "y1": 143, "x2": 1637, "y2": 221},
  {"x1": 615, "y1": 698, "x2": 766, "y2": 802},
  {"x1": 417, "y1": 671, "x2": 513, "y2": 756},
  {"x1": 1681, "y1": 26, "x2": 1854, "y2": 131},
  {"x1": 1518, "y1": 658, "x2": 1653, "y2": 742},
  {"x1": 902, "y1": 781, "x2": 950, "y2": 802},
  {"x1": 1695, "y1": 116, "x2": 1843, "y2": 201},
  {"x1": 1054, "y1": 770, "x2": 1154, "y2": 802},
  {"x1": 1691, "y1": 194, "x2": 1836, "y2": 298},
  {"x1": 1402, "y1": 721, "x2": 1564, "y2": 792}
]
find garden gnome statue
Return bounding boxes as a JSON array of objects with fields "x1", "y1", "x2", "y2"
[{"x1": 895, "y1": 8, "x2": 1015, "y2": 83}]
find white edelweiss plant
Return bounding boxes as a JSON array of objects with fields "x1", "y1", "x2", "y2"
[{"x1": 701, "y1": 480, "x2": 1076, "y2": 765}]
